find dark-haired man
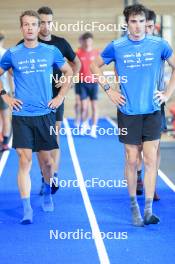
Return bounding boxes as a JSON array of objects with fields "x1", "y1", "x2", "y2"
[
  {"x1": 37, "y1": 7, "x2": 81, "y2": 194},
  {"x1": 91, "y1": 4, "x2": 175, "y2": 226},
  {"x1": 0, "y1": 10, "x2": 73, "y2": 224}
]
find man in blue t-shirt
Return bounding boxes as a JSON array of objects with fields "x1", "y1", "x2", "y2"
[
  {"x1": 0, "y1": 10, "x2": 73, "y2": 224},
  {"x1": 91, "y1": 4, "x2": 175, "y2": 227}
]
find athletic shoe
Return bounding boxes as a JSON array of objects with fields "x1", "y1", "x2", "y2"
[
  {"x1": 136, "y1": 179, "x2": 144, "y2": 195},
  {"x1": 42, "y1": 195, "x2": 54, "y2": 212},
  {"x1": 74, "y1": 120, "x2": 80, "y2": 128},
  {"x1": 51, "y1": 175, "x2": 59, "y2": 195},
  {"x1": 153, "y1": 191, "x2": 160, "y2": 201},
  {"x1": 144, "y1": 214, "x2": 160, "y2": 225},
  {"x1": 20, "y1": 209, "x2": 33, "y2": 225},
  {"x1": 90, "y1": 125, "x2": 97, "y2": 138},
  {"x1": 80, "y1": 121, "x2": 90, "y2": 135}
]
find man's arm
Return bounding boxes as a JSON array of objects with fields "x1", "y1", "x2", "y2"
[
  {"x1": 68, "y1": 55, "x2": 81, "y2": 75},
  {"x1": 155, "y1": 54, "x2": 175, "y2": 104},
  {"x1": 0, "y1": 67, "x2": 5, "y2": 76},
  {"x1": 55, "y1": 55, "x2": 81, "y2": 89},
  {"x1": 0, "y1": 67, "x2": 22, "y2": 111},
  {"x1": 48, "y1": 62, "x2": 73, "y2": 109},
  {"x1": 90, "y1": 56, "x2": 126, "y2": 106},
  {"x1": 0, "y1": 79, "x2": 3, "y2": 90},
  {"x1": 164, "y1": 54, "x2": 175, "y2": 99}
]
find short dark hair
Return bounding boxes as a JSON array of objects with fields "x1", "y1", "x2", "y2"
[
  {"x1": 20, "y1": 10, "x2": 41, "y2": 26},
  {"x1": 146, "y1": 9, "x2": 156, "y2": 24},
  {"x1": 123, "y1": 4, "x2": 147, "y2": 23},
  {"x1": 37, "y1": 6, "x2": 53, "y2": 15},
  {"x1": 0, "y1": 33, "x2": 5, "y2": 41},
  {"x1": 81, "y1": 32, "x2": 94, "y2": 41}
]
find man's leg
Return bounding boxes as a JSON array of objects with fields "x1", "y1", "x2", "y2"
[
  {"x1": 153, "y1": 104, "x2": 166, "y2": 201},
  {"x1": 75, "y1": 94, "x2": 81, "y2": 127},
  {"x1": 0, "y1": 113, "x2": 3, "y2": 142},
  {"x1": 38, "y1": 133, "x2": 60, "y2": 195},
  {"x1": 90, "y1": 99, "x2": 98, "y2": 138},
  {"x1": 136, "y1": 144, "x2": 144, "y2": 195},
  {"x1": 80, "y1": 98, "x2": 90, "y2": 134},
  {"x1": 125, "y1": 144, "x2": 144, "y2": 227},
  {"x1": 143, "y1": 140, "x2": 160, "y2": 224},
  {"x1": 74, "y1": 84, "x2": 81, "y2": 127},
  {"x1": 51, "y1": 121, "x2": 61, "y2": 172},
  {"x1": 38, "y1": 109, "x2": 61, "y2": 195},
  {"x1": 16, "y1": 148, "x2": 33, "y2": 224},
  {"x1": 1, "y1": 107, "x2": 11, "y2": 150},
  {"x1": 157, "y1": 142, "x2": 161, "y2": 172},
  {"x1": 49, "y1": 121, "x2": 61, "y2": 194},
  {"x1": 38, "y1": 150, "x2": 55, "y2": 212},
  {"x1": 153, "y1": 142, "x2": 161, "y2": 201},
  {"x1": 154, "y1": 104, "x2": 167, "y2": 201}
]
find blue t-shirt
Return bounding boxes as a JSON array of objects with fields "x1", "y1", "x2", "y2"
[
  {"x1": 0, "y1": 43, "x2": 65, "y2": 116},
  {"x1": 101, "y1": 35, "x2": 173, "y2": 115}
]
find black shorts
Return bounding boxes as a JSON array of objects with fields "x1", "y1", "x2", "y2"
[
  {"x1": 117, "y1": 110, "x2": 161, "y2": 145},
  {"x1": 75, "y1": 83, "x2": 81, "y2": 95},
  {"x1": 79, "y1": 82, "x2": 99, "y2": 101},
  {"x1": 12, "y1": 112, "x2": 58, "y2": 152},
  {"x1": 56, "y1": 101, "x2": 64, "y2": 122}
]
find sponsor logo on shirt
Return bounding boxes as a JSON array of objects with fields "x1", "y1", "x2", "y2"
[{"x1": 123, "y1": 52, "x2": 155, "y2": 68}]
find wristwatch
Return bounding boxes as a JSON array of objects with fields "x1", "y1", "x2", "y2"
[
  {"x1": 0, "y1": 90, "x2": 7, "y2": 97},
  {"x1": 103, "y1": 84, "x2": 111, "y2": 92}
]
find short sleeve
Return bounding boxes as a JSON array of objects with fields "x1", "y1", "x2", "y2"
[
  {"x1": 100, "y1": 42, "x2": 115, "y2": 65},
  {"x1": 62, "y1": 39, "x2": 76, "y2": 62},
  {"x1": 161, "y1": 39, "x2": 173, "y2": 60},
  {"x1": 53, "y1": 47, "x2": 66, "y2": 69},
  {"x1": 0, "y1": 49, "x2": 12, "y2": 71}
]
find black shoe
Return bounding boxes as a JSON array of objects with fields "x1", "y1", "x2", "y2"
[
  {"x1": 136, "y1": 179, "x2": 143, "y2": 195},
  {"x1": 153, "y1": 191, "x2": 160, "y2": 201},
  {"x1": 144, "y1": 214, "x2": 160, "y2": 225},
  {"x1": 39, "y1": 177, "x2": 45, "y2": 196},
  {"x1": 51, "y1": 176, "x2": 59, "y2": 195}
]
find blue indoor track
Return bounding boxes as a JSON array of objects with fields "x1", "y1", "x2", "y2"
[{"x1": 0, "y1": 118, "x2": 175, "y2": 264}]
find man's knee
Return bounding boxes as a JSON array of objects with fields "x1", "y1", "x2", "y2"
[
  {"x1": 40, "y1": 155, "x2": 53, "y2": 170},
  {"x1": 143, "y1": 141, "x2": 159, "y2": 168},
  {"x1": 17, "y1": 150, "x2": 32, "y2": 169},
  {"x1": 125, "y1": 146, "x2": 139, "y2": 167},
  {"x1": 126, "y1": 155, "x2": 138, "y2": 167},
  {"x1": 82, "y1": 105, "x2": 87, "y2": 113},
  {"x1": 143, "y1": 154, "x2": 157, "y2": 168}
]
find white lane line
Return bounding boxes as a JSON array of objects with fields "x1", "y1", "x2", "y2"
[
  {"x1": 63, "y1": 118, "x2": 110, "y2": 264},
  {"x1": 105, "y1": 116, "x2": 118, "y2": 129},
  {"x1": 0, "y1": 137, "x2": 12, "y2": 178},
  {"x1": 105, "y1": 116, "x2": 175, "y2": 193},
  {"x1": 158, "y1": 169, "x2": 175, "y2": 192}
]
